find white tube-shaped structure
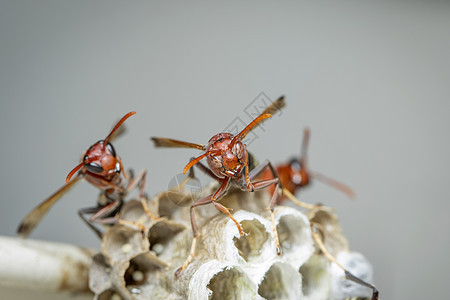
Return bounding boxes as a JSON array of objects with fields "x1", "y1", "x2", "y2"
[{"x1": 0, "y1": 236, "x2": 94, "y2": 294}]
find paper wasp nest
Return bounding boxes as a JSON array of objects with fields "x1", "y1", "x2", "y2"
[{"x1": 89, "y1": 182, "x2": 374, "y2": 300}]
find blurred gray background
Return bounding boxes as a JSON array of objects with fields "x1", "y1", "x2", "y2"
[{"x1": 1, "y1": 1, "x2": 449, "y2": 299}]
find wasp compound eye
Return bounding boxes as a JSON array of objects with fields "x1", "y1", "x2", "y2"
[
  {"x1": 288, "y1": 158, "x2": 301, "y2": 170},
  {"x1": 85, "y1": 162, "x2": 104, "y2": 174},
  {"x1": 106, "y1": 142, "x2": 116, "y2": 157}
]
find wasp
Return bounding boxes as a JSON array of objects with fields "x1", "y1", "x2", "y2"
[
  {"x1": 259, "y1": 127, "x2": 355, "y2": 206},
  {"x1": 261, "y1": 128, "x2": 378, "y2": 299},
  {"x1": 152, "y1": 96, "x2": 285, "y2": 276},
  {"x1": 18, "y1": 111, "x2": 156, "y2": 239}
]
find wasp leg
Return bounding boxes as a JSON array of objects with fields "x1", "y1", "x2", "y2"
[
  {"x1": 247, "y1": 160, "x2": 282, "y2": 255},
  {"x1": 311, "y1": 223, "x2": 378, "y2": 300}
]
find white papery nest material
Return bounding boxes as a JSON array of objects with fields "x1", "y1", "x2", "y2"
[{"x1": 89, "y1": 182, "x2": 374, "y2": 300}]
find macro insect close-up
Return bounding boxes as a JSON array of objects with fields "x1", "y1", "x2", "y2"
[
  {"x1": 17, "y1": 111, "x2": 155, "y2": 239},
  {"x1": 8, "y1": 99, "x2": 379, "y2": 300},
  {"x1": 257, "y1": 126, "x2": 379, "y2": 299},
  {"x1": 2, "y1": 2, "x2": 448, "y2": 300},
  {"x1": 258, "y1": 127, "x2": 356, "y2": 205},
  {"x1": 151, "y1": 97, "x2": 378, "y2": 299},
  {"x1": 151, "y1": 98, "x2": 286, "y2": 276}
]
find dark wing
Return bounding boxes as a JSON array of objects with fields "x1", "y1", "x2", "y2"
[
  {"x1": 151, "y1": 137, "x2": 205, "y2": 150},
  {"x1": 249, "y1": 95, "x2": 286, "y2": 132},
  {"x1": 231, "y1": 95, "x2": 287, "y2": 144},
  {"x1": 107, "y1": 122, "x2": 126, "y2": 143},
  {"x1": 105, "y1": 111, "x2": 136, "y2": 143},
  {"x1": 17, "y1": 174, "x2": 83, "y2": 238},
  {"x1": 261, "y1": 95, "x2": 286, "y2": 116}
]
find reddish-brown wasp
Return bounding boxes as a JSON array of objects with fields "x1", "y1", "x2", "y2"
[
  {"x1": 259, "y1": 127, "x2": 355, "y2": 205},
  {"x1": 259, "y1": 129, "x2": 378, "y2": 299},
  {"x1": 151, "y1": 97, "x2": 286, "y2": 276},
  {"x1": 18, "y1": 111, "x2": 156, "y2": 239}
]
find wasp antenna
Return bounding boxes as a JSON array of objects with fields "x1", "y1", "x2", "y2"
[
  {"x1": 66, "y1": 162, "x2": 85, "y2": 184},
  {"x1": 300, "y1": 127, "x2": 311, "y2": 167},
  {"x1": 104, "y1": 111, "x2": 136, "y2": 146},
  {"x1": 229, "y1": 113, "x2": 272, "y2": 148},
  {"x1": 183, "y1": 152, "x2": 209, "y2": 174},
  {"x1": 66, "y1": 156, "x2": 100, "y2": 184}
]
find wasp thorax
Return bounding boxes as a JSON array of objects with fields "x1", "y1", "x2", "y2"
[{"x1": 206, "y1": 133, "x2": 247, "y2": 179}]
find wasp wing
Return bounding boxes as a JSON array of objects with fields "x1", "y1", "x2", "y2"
[
  {"x1": 261, "y1": 95, "x2": 286, "y2": 116},
  {"x1": 151, "y1": 137, "x2": 205, "y2": 150},
  {"x1": 310, "y1": 170, "x2": 356, "y2": 199},
  {"x1": 107, "y1": 122, "x2": 126, "y2": 143},
  {"x1": 239, "y1": 95, "x2": 286, "y2": 137},
  {"x1": 232, "y1": 95, "x2": 286, "y2": 143},
  {"x1": 17, "y1": 174, "x2": 83, "y2": 238},
  {"x1": 104, "y1": 111, "x2": 136, "y2": 143}
]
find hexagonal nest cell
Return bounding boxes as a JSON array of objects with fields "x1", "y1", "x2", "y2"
[
  {"x1": 88, "y1": 184, "x2": 375, "y2": 299},
  {"x1": 147, "y1": 219, "x2": 186, "y2": 263},
  {"x1": 233, "y1": 219, "x2": 269, "y2": 263},
  {"x1": 299, "y1": 254, "x2": 330, "y2": 300},
  {"x1": 207, "y1": 266, "x2": 256, "y2": 300},
  {"x1": 96, "y1": 289, "x2": 123, "y2": 300},
  {"x1": 258, "y1": 262, "x2": 303, "y2": 299},
  {"x1": 274, "y1": 208, "x2": 314, "y2": 267}
]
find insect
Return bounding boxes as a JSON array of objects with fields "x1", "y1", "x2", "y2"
[
  {"x1": 151, "y1": 97, "x2": 285, "y2": 276},
  {"x1": 266, "y1": 130, "x2": 377, "y2": 299},
  {"x1": 259, "y1": 127, "x2": 355, "y2": 206},
  {"x1": 18, "y1": 111, "x2": 156, "y2": 239}
]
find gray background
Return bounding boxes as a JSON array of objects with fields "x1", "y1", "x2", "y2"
[{"x1": 1, "y1": 1, "x2": 449, "y2": 299}]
